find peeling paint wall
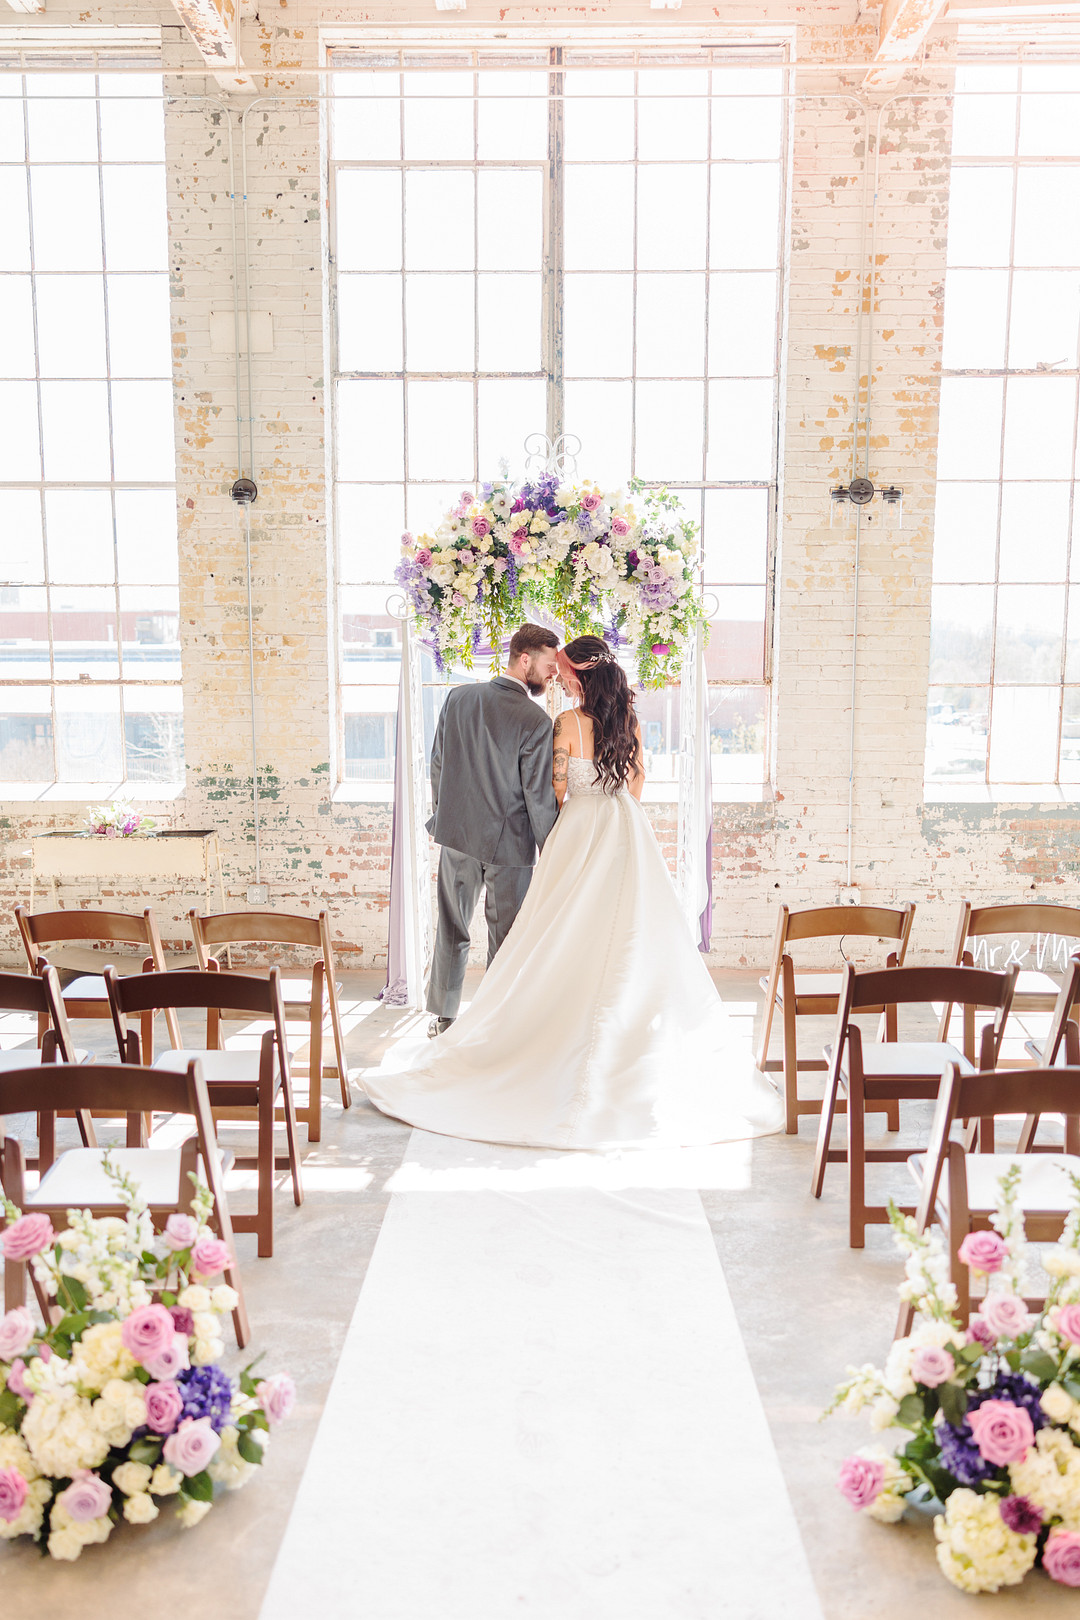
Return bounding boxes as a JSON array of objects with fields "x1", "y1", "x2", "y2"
[{"x1": 1, "y1": 3, "x2": 1077, "y2": 973}]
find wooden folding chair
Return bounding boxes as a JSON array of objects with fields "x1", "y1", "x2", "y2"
[
  {"x1": 0, "y1": 1058, "x2": 250, "y2": 1347},
  {"x1": 189, "y1": 908, "x2": 352, "y2": 1144},
  {"x1": 811, "y1": 962, "x2": 1018, "y2": 1247},
  {"x1": 942, "y1": 901, "x2": 1080, "y2": 1064},
  {"x1": 0, "y1": 966, "x2": 93, "y2": 1171},
  {"x1": 899, "y1": 1056, "x2": 1080, "y2": 1336},
  {"x1": 106, "y1": 967, "x2": 303, "y2": 1259},
  {"x1": 16, "y1": 904, "x2": 182, "y2": 1062},
  {"x1": 1017, "y1": 953, "x2": 1080, "y2": 1152},
  {"x1": 755, "y1": 903, "x2": 916, "y2": 1134}
]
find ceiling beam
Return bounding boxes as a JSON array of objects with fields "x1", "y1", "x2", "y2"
[
  {"x1": 863, "y1": 0, "x2": 949, "y2": 91},
  {"x1": 168, "y1": 0, "x2": 251, "y2": 89},
  {"x1": 4, "y1": 0, "x2": 46, "y2": 15}
]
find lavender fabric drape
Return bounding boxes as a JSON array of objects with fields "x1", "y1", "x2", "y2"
[
  {"x1": 699, "y1": 817, "x2": 714, "y2": 954},
  {"x1": 380, "y1": 651, "x2": 410, "y2": 1007}
]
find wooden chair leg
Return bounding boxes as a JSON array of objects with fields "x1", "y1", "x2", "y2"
[
  {"x1": 848, "y1": 1073, "x2": 868, "y2": 1250},
  {"x1": 307, "y1": 1009, "x2": 323, "y2": 1146},
  {"x1": 782, "y1": 995, "x2": 799, "y2": 1135},
  {"x1": 4, "y1": 1256, "x2": 26, "y2": 1313},
  {"x1": 256, "y1": 1079, "x2": 275, "y2": 1260},
  {"x1": 895, "y1": 1298, "x2": 915, "y2": 1340},
  {"x1": 280, "y1": 1073, "x2": 304, "y2": 1209},
  {"x1": 1016, "y1": 1112, "x2": 1039, "y2": 1153},
  {"x1": 885, "y1": 1099, "x2": 900, "y2": 1132},
  {"x1": 811, "y1": 1063, "x2": 843, "y2": 1199},
  {"x1": 141, "y1": 1008, "x2": 155, "y2": 1066},
  {"x1": 327, "y1": 987, "x2": 351, "y2": 1109}
]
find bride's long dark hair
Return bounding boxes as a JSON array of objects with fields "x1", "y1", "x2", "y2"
[{"x1": 560, "y1": 635, "x2": 641, "y2": 795}]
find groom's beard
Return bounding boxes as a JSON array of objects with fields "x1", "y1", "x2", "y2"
[{"x1": 526, "y1": 678, "x2": 546, "y2": 696}]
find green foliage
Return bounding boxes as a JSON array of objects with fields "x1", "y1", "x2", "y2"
[
  {"x1": 185, "y1": 1470, "x2": 214, "y2": 1503},
  {"x1": 237, "y1": 1431, "x2": 265, "y2": 1466},
  {"x1": 896, "y1": 1393, "x2": 926, "y2": 1429},
  {"x1": 128, "y1": 1438, "x2": 162, "y2": 1467},
  {"x1": 0, "y1": 1386, "x2": 24, "y2": 1430}
]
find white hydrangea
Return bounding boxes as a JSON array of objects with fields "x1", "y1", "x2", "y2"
[
  {"x1": 0, "y1": 1429, "x2": 51, "y2": 1540},
  {"x1": 865, "y1": 1454, "x2": 911, "y2": 1524},
  {"x1": 1041, "y1": 1383, "x2": 1078, "y2": 1426},
  {"x1": 21, "y1": 1385, "x2": 109, "y2": 1477},
  {"x1": 91, "y1": 1377, "x2": 147, "y2": 1450},
  {"x1": 70, "y1": 1321, "x2": 137, "y2": 1393},
  {"x1": 1009, "y1": 1426, "x2": 1080, "y2": 1525},
  {"x1": 934, "y1": 1489, "x2": 1038, "y2": 1594}
]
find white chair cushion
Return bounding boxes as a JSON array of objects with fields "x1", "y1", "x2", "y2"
[
  {"x1": 909, "y1": 1151, "x2": 1080, "y2": 1215},
  {"x1": 0, "y1": 1048, "x2": 90, "y2": 1073},
  {"x1": 27, "y1": 1144, "x2": 230, "y2": 1209},
  {"x1": 1013, "y1": 970, "x2": 1064, "y2": 1000},
  {"x1": 61, "y1": 976, "x2": 113, "y2": 1001},
  {"x1": 831, "y1": 1041, "x2": 974, "y2": 1079},
  {"x1": 45, "y1": 949, "x2": 149, "y2": 979},
  {"x1": 760, "y1": 970, "x2": 845, "y2": 1002},
  {"x1": 154, "y1": 1048, "x2": 266, "y2": 1081}
]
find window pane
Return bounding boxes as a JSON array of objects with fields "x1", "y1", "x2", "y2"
[
  {"x1": 705, "y1": 587, "x2": 766, "y2": 679},
  {"x1": 0, "y1": 168, "x2": 30, "y2": 270},
  {"x1": 478, "y1": 380, "x2": 546, "y2": 481},
  {"x1": 998, "y1": 483, "x2": 1069, "y2": 582},
  {"x1": 0, "y1": 490, "x2": 44, "y2": 583},
  {"x1": 946, "y1": 168, "x2": 1013, "y2": 267},
  {"x1": 564, "y1": 381, "x2": 632, "y2": 489},
  {"x1": 102, "y1": 167, "x2": 168, "y2": 271},
  {"x1": 937, "y1": 377, "x2": 1004, "y2": 479},
  {"x1": 929, "y1": 584, "x2": 993, "y2": 682},
  {"x1": 1002, "y1": 376, "x2": 1077, "y2": 479},
  {"x1": 99, "y1": 97, "x2": 165, "y2": 164},
  {"x1": 1014, "y1": 168, "x2": 1080, "y2": 267},
  {"x1": 55, "y1": 683, "x2": 122, "y2": 781},
  {"x1": 40, "y1": 380, "x2": 110, "y2": 480},
  {"x1": 0, "y1": 276, "x2": 34, "y2": 377},
  {"x1": 477, "y1": 71, "x2": 546, "y2": 162},
  {"x1": 707, "y1": 379, "x2": 774, "y2": 480},
  {"x1": 338, "y1": 274, "x2": 403, "y2": 371},
  {"x1": 932, "y1": 483, "x2": 998, "y2": 582},
  {"x1": 0, "y1": 381, "x2": 41, "y2": 479},
  {"x1": 0, "y1": 77, "x2": 25, "y2": 163},
  {"x1": 994, "y1": 583, "x2": 1065, "y2": 682},
  {"x1": 478, "y1": 275, "x2": 541, "y2": 372},
  {"x1": 403, "y1": 70, "x2": 473, "y2": 162},
  {"x1": 711, "y1": 68, "x2": 782, "y2": 160},
  {"x1": 708, "y1": 272, "x2": 777, "y2": 375},
  {"x1": 941, "y1": 269, "x2": 1008, "y2": 369},
  {"x1": 635, "y1": 274, "x2": 705, "y2": 377},
  {"x1": 950, "y1": 67, "x2": 1018, "y2": 157},
  {"x1": 709, "y1": 685, "x2": 767, "y2": 786},
  {"x1": 0, "y1": 686, "x2": 52, "y2": 780},
  {"x1": 637, "y1": 69, "x2": 708, "y2": 161},
  {"x1": 703, "y1": 488, "x2": 768, "y2": 583},
  {"x1": 407, "y1": 380, "x2": 474, "y2": 480},
  {"x1": 35, "y1": 275, "x2": 107, "y2": 378},
  {"x1": 1008, "y1": 271, "x2": 1080, "y2": 371},
  {"x1": 711, "y1": 165, "x2": 780, "y2": 268},
  {"x1": 112, "y1": 381, "x2": 175, "y2": 482},
  {"x1": 478, "y1": 170, "x2": 543, "y2": 270},
  {"x1": 51, "y1": 585, "x2": 119, "y2": 680},
  {"x1": 332, "y1": 71, "x2": 401, "y2": 163},
  {"x1": 122, "y1": 684, "x2": 183, "y2": 782},
  {"x1": 338, "y1": 483, "x2": 405, "y2": 584},
  {"x1": 336, "y1": 171, "x2": 402, "y2": 271},
  {"x1": 31, "y1": 166, "x2": 102, "y2": 271},
  {"x1": 563, "y1": 72, "x2": 635, "y2": 161},
  {"x1": 635, "y1": 381, "x2": 705, "y2": 481},
  {"x1": 405, "y1": 170, "x2": 474, "y2": 271},
  {"x1": 337, "y1": 380, "x2": 404, "y2": 480},
  {"x1": 107, "y1": 275, "x2": 172, "y2": 378},
  {"x1": 1066, "y1": 586, "x2": 1080, "y2": 682},
  {"x1": 989, "y1": 685, "x2": 1060, "y2": 782},
  {"x1": 926, "y1": 686, "x2": 989, "y2": 782},
  {"x1": 1062, "y1": 686, "x2": 1080, "y2": 780},
  {"x1": 342, "y1": 683, "x2": 398, "y2": 782},
  {"x1": 0, "y1": 586, "x2": 48, "y2": 679},
  {"x1": 27, "y1": 91, "x2": 98, "y2": 163},
  {"x1": 564, "y1": 274, "x2": 633, "y2": 376},
  {"x1": 406, "y1": 483, "x2": 467, "y2": 540},
  {"x1": 1019, "y1": 66, "x2": 1080, "y2": 157},
  {"x1": 120, "y1": 586, "x2": 181, "y2": 681},
  {"x1": 564, "y1": 165, "x2": 635, "y2": 271},
  {"x1": 45, "y1": 489, "x2": 114, "y2": 584},
  {"x1": 115, "y1": 489, "x2": 178, "y2": 584},
  {"x1": 637, "y1": 166, "x2": 706, "y2": 270},
  {"x1": 405, "y1": 275, "x2": 473, "y2": 372}
]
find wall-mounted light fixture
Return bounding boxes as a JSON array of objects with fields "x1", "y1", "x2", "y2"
[{"x1": 830, "y1": 477, "x2": 903, "y2": 526}]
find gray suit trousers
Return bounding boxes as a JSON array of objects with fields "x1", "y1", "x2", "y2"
[{"x1": 426, "y1": 846, "x2": 533, "y2": 1018}]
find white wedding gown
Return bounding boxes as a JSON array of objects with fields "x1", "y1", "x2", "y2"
[{"x1": 363, "y1": 752, "x2": 784, "y2": 1150}]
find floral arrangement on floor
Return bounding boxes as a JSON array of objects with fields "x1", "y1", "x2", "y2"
[
  {"x1": 0, "y1": 1158, "x2": 293, "y2": 1561},
  {"x1": 395, "y1": 476, "x2": 705, "y2": 689},
  {"x1": 83, "y1": 797, "x2": 156, "y2": 838},
  {"x1": 826, "y1": 1166, "x2": 1080, "y2": 1594}
]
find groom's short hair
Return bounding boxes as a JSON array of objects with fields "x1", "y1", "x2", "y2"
[{"x1": 508, "y1": 623, "x2": 559, "y2": 661}]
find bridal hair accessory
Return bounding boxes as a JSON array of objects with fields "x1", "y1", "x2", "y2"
[{"x1": 556, "y1": 646, "x2": 614, "y2": 700}]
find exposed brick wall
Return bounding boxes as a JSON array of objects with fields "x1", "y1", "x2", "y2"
[{"x1": 1, "y1": 5, "x2": 1077, "y2": 976}]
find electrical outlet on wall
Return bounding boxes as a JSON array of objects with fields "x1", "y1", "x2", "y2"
[
  {"x1": 247, "y1": 884, "x2": 269, "y2": 906},
  {"x1": 838, "y1": 885, "x2": 862, "y2": 906}
]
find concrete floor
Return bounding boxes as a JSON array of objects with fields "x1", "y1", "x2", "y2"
[{"x1": 0, "y1": 969, "x2": 1074, "y2": 1618}]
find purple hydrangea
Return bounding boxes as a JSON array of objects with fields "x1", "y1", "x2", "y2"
[{"x1": 175, "y1": 1364, "x2": 235, "y2": 1434}]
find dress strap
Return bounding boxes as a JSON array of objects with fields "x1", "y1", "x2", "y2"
[{"x1": 572, "y1": 709, "x2": 584, "y2": 754}]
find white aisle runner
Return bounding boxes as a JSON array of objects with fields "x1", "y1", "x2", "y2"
[{"x1": 260, "y1": 1130, "x2": 822, "y2": 1620}]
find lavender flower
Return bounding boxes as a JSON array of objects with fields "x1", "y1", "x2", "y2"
[{"x1": 175, "y1": 1364, "x2": 235, "y2": 1434}]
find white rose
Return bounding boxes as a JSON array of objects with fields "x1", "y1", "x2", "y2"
[
  {"x1": 112, "y1": 1460, "x2": 152, "y2": 1497},
  {"x1": 150, "y1": 1463, "x2": 182, "y2": 1496},
  {"x1": 429, "y1": 565, "x2": 455, "y2": 588},
  {"x1": 47, "y1": 1526, "x2": 84, "y2": 1562},
  {"x1": 123, "y1": 1492, "x2": 160, "y2": 1525},
  {"x1": 1042, "y1": 1383, "x2": 1076, "y2": 1424},
  {"x1": 1045, "y1": 1249, "x2": 1080, "y2": 1278},
  {"x1": 178, "y1": 1285, "x2": 211, "y2": 1312},
  {"x1": 554, "y1": 485, "x2": 574, "y2": 507},
  {"x1": 175, "y1": 1496, "x2": 213, "y2": 1529},
  {"x1": 210, "y1": 1285, "x2": 239, "y2": 1314}
]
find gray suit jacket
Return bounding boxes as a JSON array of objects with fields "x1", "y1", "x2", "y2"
[{"x1": 427, "y1": 677, "x2": 558, "y2": 868}]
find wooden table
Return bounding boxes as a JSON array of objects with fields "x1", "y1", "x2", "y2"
[{"x1": 28, "y1": 829, "x2": 226, "y2": 915}]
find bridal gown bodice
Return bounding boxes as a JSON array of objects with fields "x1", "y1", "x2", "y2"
[{"x1": 362, "y1": 738, "x2": 783, "y2": 1150}]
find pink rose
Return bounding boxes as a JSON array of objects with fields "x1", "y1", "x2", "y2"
[
  {"x1": 57, "y1": 1470, "x2": 112, "y2": 1523},
  {"x1": 120, "y1": 1303, "x2": 175, "y2": 1365},
  {"x1": 1, "y1": 1213, "x2": 55, "y2": 1262},
  {"x1": 967, "y1": 1399, "x2": 1035, "y2": 1466},
  {"x1": 911, "y1": 1345, "x2": 955, "y2": 1388},
  {"x1": 415, "y1": 547, "x2": 432, "y2": 568},
  {"x1": 457, "y1": 490, "x2": 473, "y2": 511},
  {"x1": 981, "y1": 1293, "x2": 1030, "y2": 1340},
  {"x1": 7, "y1": 1359, "x2": 33, "y2": 1402},
  {"x1": 169, "y1": 1305, "x2": 195, "y2": 1337},
  {"x1": 611, "y1": 515, "x2": 630, "y2": 536},
  {"x1": 163, "y1": 1416, "x2": 221, "y2": 1477},
  {"x1": 0, "y1": 1466, "x2": 28, "y2": 1524},
  {"x1": 958, "y1": 1230, "x2": 1009, "y2": 1274},
  {"x1": 142, "y1": 1332, "x2": 190, "y2": 1382},
  {"x1": 452, "y1": 591, "x2": 466, "y2": 607},
  {"x1": 1045, "y1": 1529, "x2": 1080, "y2": 1586},
  {"x1": 256, "y1": 1373, "x2": 296, "y2": 1427},
  {"x1": 580, "y1": 492, "x2": 602, "y2": 512},
  {"x1": 144, "y1": 1380, "x2": 185, "y2": 1435},
  {"x1": 471, "y1": 516, "x2": 490, "y2": 539},
  {"x1": 967, "y1": 1316, "x2": 997, "y2": 1349},
  {"x1": 163, "y1": 1212, "x2": 199, "y2": 1252},
  {"x1": 1055, "y1": 1304, "x2": 1080, "y2": 1347},
  {"x1": 457, "y1": 548, "x2": 475, "y2": 565},
  {"x1": 190, "y1": 1237, "x2": 232, "y2": 1279},
  {"x1": 0, "y1": 1306, "x2": 35, "y2": 1362},
  {"x1": 836, "y1": 1453, "x2": 885, "y2": 1510}
]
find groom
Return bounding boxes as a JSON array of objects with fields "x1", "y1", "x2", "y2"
[{"x1": 425, "y1": 623, "x2": 560, "y2": 1037}]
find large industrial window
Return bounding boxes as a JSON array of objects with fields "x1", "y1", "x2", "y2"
[
  {"x1": 0, "y1": 64, "x2": 181, "y2": 790},
  {"x1": 928, "y1": 63, "x2": 1080, "y2": 789},
  {"x1": 329, "y1": 46, "x2": 786, "y2": 798}
]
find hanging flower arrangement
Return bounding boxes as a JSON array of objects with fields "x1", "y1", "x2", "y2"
[{"x1": 395, "y1": 476, "x2": 705, "y2": 689}]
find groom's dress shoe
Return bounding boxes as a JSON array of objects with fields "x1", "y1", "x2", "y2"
[{"x1": 428, "y1": 1016, "x2": 455, "y2": 1038}]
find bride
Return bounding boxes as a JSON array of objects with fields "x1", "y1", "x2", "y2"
[{"x1": 362, "y1": 636, "x2": 783, "y2": 1150}]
